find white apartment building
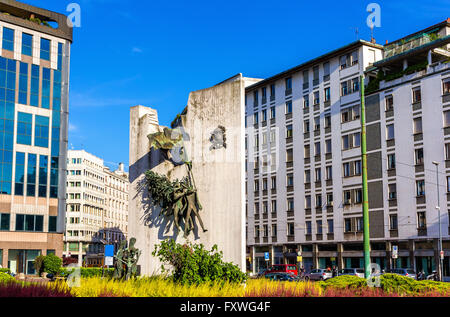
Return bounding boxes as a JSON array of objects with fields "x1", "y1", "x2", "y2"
[
  {"x1": 64, "y1": 150, "x2": 128, "y2": 266},
  {"x1": 245, "y1": 19, "x2": 450, "y2": 279}
]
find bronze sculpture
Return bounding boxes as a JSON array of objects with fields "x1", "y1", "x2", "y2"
[{"x1": 113, "y1": 238, "x2": 141, "y2": 280}]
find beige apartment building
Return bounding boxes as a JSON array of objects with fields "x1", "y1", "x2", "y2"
[{"x1": 64, "y1": 150, "x2": 128, "y2": 266}]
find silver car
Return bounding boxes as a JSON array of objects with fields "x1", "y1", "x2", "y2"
[
  {"x1": 339, "y1": 268, "x2": 365, "y2": 278},
  {"x1": 306, "y1": 269, "x2": 333, "y2": 281},
  {"x1": 390, "y1": 268, "x2": 417, "y2": 280}
]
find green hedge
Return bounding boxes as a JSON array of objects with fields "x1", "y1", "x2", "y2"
[
  {"x1": 0, "y1": 268, "x2": 10, "y2": 274},
  {"x1": 60, "y1": 267, "x2": 114, "y2": 278},
  {"x1": 320, "y1": 274, "x2": 450, "y2": 296}
]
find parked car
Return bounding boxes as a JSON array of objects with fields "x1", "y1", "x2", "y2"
[
  {"x1": 305, "y1": 269, "x2": 333, "y2": 281},
  {"x1": 390, "y1": 268, "x2": 417, "y2": 280},
  {"x1": 338, "y1": 268, "x2": 365, "y2": 278},
  {"x1": 266, "y1": 264, "x2": 298, "y2": 276},
  {"x1": 264, "y1": 272, "x2": 298, "y2": 282},
  {"x1": 256, "y1": 268, "x2": 269, "y2": 278}
]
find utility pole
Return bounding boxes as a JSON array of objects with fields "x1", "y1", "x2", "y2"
[
  {"x1": 432, "y1": 161, "x2": 444, "y2": 282},
  {"x1": 360, "y1": 75, "x2": 371, "y2": 279}
]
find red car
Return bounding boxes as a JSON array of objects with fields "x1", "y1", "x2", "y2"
[{"x1": 265, "y1": 264, "x2": 298, "y2": 276}]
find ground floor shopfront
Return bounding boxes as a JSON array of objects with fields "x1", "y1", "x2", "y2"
[
  {"x1": 0, "y1": 232, "x2": 63, "y2": 275},
  {"x1": 248, "y1": 239, "x2": 450, "y2": 280}
]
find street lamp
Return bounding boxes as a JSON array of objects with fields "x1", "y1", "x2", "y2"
[{"x1": 432, "y1": 161, "x2": 444, "y2": 281}]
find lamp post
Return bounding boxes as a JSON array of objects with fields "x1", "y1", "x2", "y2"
[{"x1": 432, "y1": 161, "x2": 444, "y2": 282}]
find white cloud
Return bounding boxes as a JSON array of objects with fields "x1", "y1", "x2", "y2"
[
  {"x1": 69, "y1": 123, "x2": 78, "y2": 132},
  {"x1": 132, "y1": 47, "x2": 143, "y2": 53}
]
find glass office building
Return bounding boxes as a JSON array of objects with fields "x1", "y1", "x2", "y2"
[{"x1": 0, "y1": 1, "x2": 72, "y2": 275}]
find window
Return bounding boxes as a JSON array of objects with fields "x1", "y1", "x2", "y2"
[
  {"x1": 254, "y1": 225, "x2": 260, "y2": 238},
  {"x1": 356, "y1": 218, "x2": 364, "y2": 232},
  {"x1": 304, "y1": 145, "x2": 310, "y2": 158},
  {"x1": 261, "y1": 87, "x2": 267, "y2": 99},
  {"x1": 386, "y1": 124, "x2": 395, "y2": 140},
  {"x1": 388, "y1": 153, "x2": 396, "y2": 169},
  {"x1": 305, "y1": 196, "x2": 311, "y2": 209},
  {"x1": 253, "y1": 90, "x2": 258, "y2": 105},
  {"x1": 342, "y1": 135, "x2": 350, "y2": 150},
  {"x1": 286, "y1": 101, "x2": 292, "y2": 114},
  {"x1": 262, "y1": 201, "x2": 268, "y2": 214},
  {"x1": 344, "y1": 218, "x2": 352, "y2": 232},
  {"x1": 324, "y1": 87, "x2": 330, "y2": 102},
  {"x1": 49, "y1": 216, "x2": 57, "y2": 233},
  {"x1": 304, "y1": 170, "x2": 311, "y2": 184},
  {"x1": 414, "y1": 117, "x2": 423, "y2": 134},
  {"x1": 315, "y1": 194, "x2": 322, "y2": 208},
  {"x1": 354, "y1": 160, "x2": 362, "y2": 175},
  {"x1": 270, "y1": 106, "x2": 276, "y2": 119},
  {"x1": 412, "y1": 87, "x2": 421, "y2": 103},
  {"x1": 35, "y1": 115, "x2": 49, "y2": 148},
  {"x1": 327, "y1": 219, "x2": 334, "y2": 233},
  {"x1": 262, "y1": 109, "x2": 267, "y2": 122},
  {"x1": 313, "y1": 66, "x2": 319, "y2": 82},
  {"x1": 286, "y1": 149, "x2": 293, "y2": 162},
  {"x1": 15, "y1": 152, "x2": 25, "y2": 196},
  {"x1": 286, "y1": 124, "x2": 293, "y2": 138},
  {"x1": 27, "y1": 154, "x2": 37, "y2": 197},
  {"x1": 324, "y1": 114, "x2": 331, "y2": 128},
  {"x1": 15, "y1": 214, "x2": 44, "y2": 232},
  {"x1": 285, "y1": 77, "x2": 292, "y2": 90},
  {"x1": 326, "y1": 166, "x2": 332, "y2": 180},
  {"x1": 271, "y1": 176, "x2": 276, "y2": 189},
  {"x1": 287, "y1": 222, "x2": 295, "y2": 236},
  {"x1": 327, "y1": 193, "x2": 333, "y2": 206},
  {"x1": 262, "y1": 178, "x2": 268, "y2": 191},
  {"x1": 352, "y1": 105, "x2": 360, "y2": 120},
  {"x1": 385, "y1": 95, "x2": 394, "y2": 111},
  {"x1": 352, "y1": 78, "x2": 360, "y2": 93},
  {"x1": 389, "y1": 184, "x2": 397, "y2": 200},
  {"x1": 415, "y1": 148, "x2": 424, "y2": 165},
  {"x1": 416, "y1": 180, "x2": 425, "y2": 196},
  {"x1": 343, "y1": 190, "x2": 351, "y2": 204},
  {"x1": 314, "y1": 116, "x2": 320, "y2": 130},
  {"x1": 341, "y1": 78, "x2": 359, "y2": 96},
  {"x1": 444, "y1": 111, "x2": 450, "y2": 128},
  {"x1": 40, "y1": 38, "x2": 51, "y2": 61},
  {"x1": 41, "y1": 68, "x2": 51, "y2": 109},
  {"x1": 303, "y1": 71, "x2": 309, "y2": 87},
  {"x1": 271, "y1": 200, "x2": 277, "y2": 213},
  {"x1": 286, "y1": 174, "x2": 294, "y2": 187},
  {"x1": 271, "y1": 224, "x2": 277, "y2": 237},
  {"x1": 2, "y1": 27, "x2": 14, "y2": 51},
  {"x1": 263, "y1": 225, "x2": 268, "y2": 237},
  {"x1": 341, "y1": 108, "x2": 350, "y2": 123},
  {"x1": 254, "y1": 113, "x2": 259, "y2": 124},
  {"x1": 323, "y1": 62, "x2": 330, "y2": 77},
  {"x1": 340, "y1": 51, "x2": 358, "y2": 69},
  {"x1": 287, "y1": 198, "x2": 294, "y2": 211},
  {"x1": 303, "y1": 95, "x2": 309, "y2": 108},
  {"x1": 18, "y1": 62, "x2": 28, "y2": 105},
  {"x1": 315, "y1": 168, "x2": 321, "y2": 182},
  {"x1": 417, "y1": 212, "x2": 426, "y2": 229},
  {"x1": 389, "y1": 214, "x2": 398, "y2": 230},
  {"x1": 17, "y1": 112, "x2": 33, "y2": 145},
  {"x1": 443, "y1": 78, "x2": 450, "y2": 95},
  {"x1": 254, "y1": 202, "x2": 259, "y2": 214},
  {"x1": 0, "y1": 213, "x2": 10, "y2": 231},
  {"x1": 270, "y1": 84, "x2": 275, "y2": 99},
  {"x1": 325, "y1": 139, "x2": 332, "y2": 154},
  {"x1": 354, "y1": 189, "x2": 362, "y2": 204},
  {"x1": 254, "y1": 180, "x2": 259, "y2": 191},
  {"x1": 353, "y1": 132, "x2": 361, "y2": 148},
  {"x1": 314, "y1": 142, "x2": 321, "y2": 156},
  {"x1": 22, "y1": 33, "x2": 33, "y2": 56},
  {"x1": 30, "y1": 65, "x2": 39, "y2": 107},
  {"x1": 341, "y1": 81, "x2": 348, "y2": 96},
  {"x1": 316, "y1": 220, "x2": 323, "y2": 234},
  {"x1": 304, "y1": 120, "x2": 310, "y2": 133},
  {"x1": 306, "y1": 221, "x2": 312, "y2": 235},
  {"x1": 313, "y1": 91, "x2": 320, "y2": 105}
]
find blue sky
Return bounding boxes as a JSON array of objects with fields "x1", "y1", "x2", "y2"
[{"x1": 23, "y1": 0, "x2": 450, "y2": 170}]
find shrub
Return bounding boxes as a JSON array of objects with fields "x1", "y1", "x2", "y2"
[
  {"x1": 0, "y1": 272, "x2": 15, "y2": 284},
  {"x1": 152, "y1": 240, "x2": 247, "y2": 285},
  {"x1": 0, "y1": 268, "x2": 10, "y2": 274},
  {"x1": 33, "y1": 255, "x2": 46, "y2": 275},
  {"x1": 319, "y1": 275, "x2": 368, "y2": 290},
  {"x1": 60, "y1": 267, "x2": 114, "y2": 279},
  {"x1": 43, "y1": 254, "x2": 63, "y2": 275}
]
